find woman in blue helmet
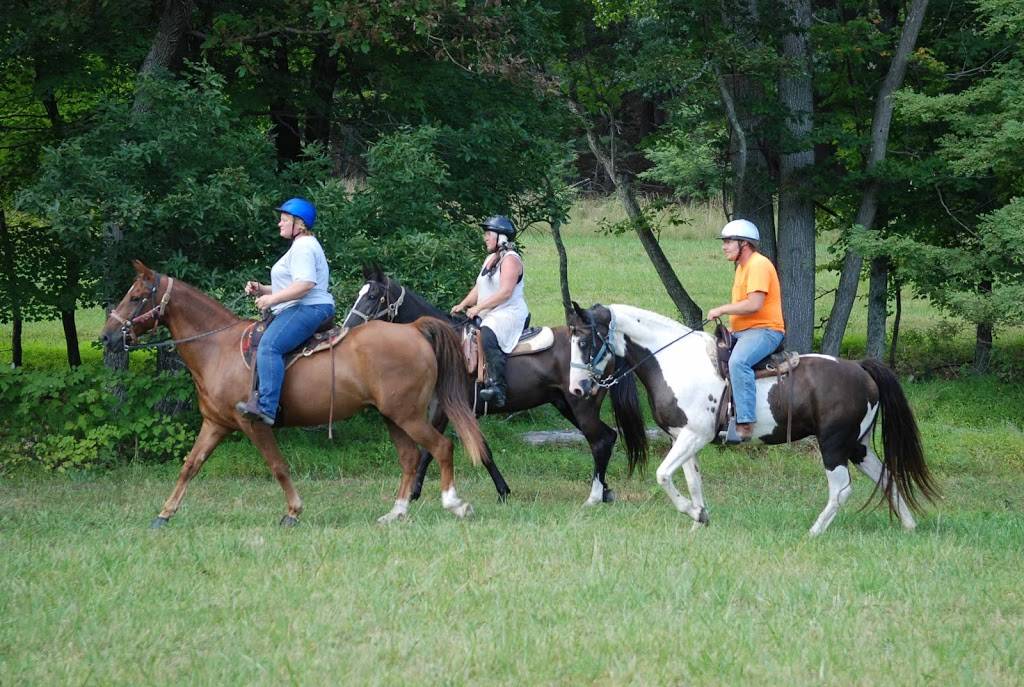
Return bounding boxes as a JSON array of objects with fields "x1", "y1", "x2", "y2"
[
  {"x1": 236, "y1": 198, "x2": 335, "y2": 426},
  {"x1": 451, "y1": 215, "x2": 529, "y2": 407}
]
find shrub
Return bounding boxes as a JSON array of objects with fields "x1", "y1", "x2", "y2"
[{"x1": 0, "y1": 366, "x2": 199, "y2": 472}]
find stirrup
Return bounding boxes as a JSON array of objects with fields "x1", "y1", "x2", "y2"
[{"x1": 722, "y1": 417, "x2": 750, "y2": 445}]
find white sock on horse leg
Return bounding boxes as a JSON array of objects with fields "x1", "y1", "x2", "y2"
[
  {"x1": 655, "y1": 429, "x2": 703, "y2": 521},
  {"x1": 809, "y1": 465, "x2": 852, "y2": 537}
]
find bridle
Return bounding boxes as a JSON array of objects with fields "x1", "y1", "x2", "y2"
[
  {"x1": 109, "y1": 272, "x2": 174, "y2": 349},
  {"x1": 572, "y1": 308, "x2": 711, "y2": 390},
  {"x1": 344, "y1": 278, "x2": 406, "y2": 325},
  {"x1": 570, "y1": 310, "x2": 618, "y2": 384},
  {"x1": 108, "y1": 271, "x2": 240, "y2": 352}
]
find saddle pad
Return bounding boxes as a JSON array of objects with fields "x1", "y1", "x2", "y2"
[
  {"x1": 510, "y1": 326, "x2": 554, "y2": 356},
  {"x1": 240, "y1": 322, "x2": 349, "y2": 371}
]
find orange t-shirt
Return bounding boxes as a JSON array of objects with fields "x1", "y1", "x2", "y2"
[{"x1": 729, "y1": 252, "x2": 785, "y2": 333}]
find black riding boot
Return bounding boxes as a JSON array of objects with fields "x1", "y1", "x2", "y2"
[{"x1": 478, "y1": 327, "x2": 508, "y2": 407}]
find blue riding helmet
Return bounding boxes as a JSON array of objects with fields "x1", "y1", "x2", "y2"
[
  {"x1": 276, "y1": 198, "x2": 317, "y2": 229},
  {"x1": 481, "y1": 215, "x2": 516, "y2": 240}
]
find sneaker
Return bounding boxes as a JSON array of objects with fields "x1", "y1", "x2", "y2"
[{"x1": 235, "y1": 399, "x2": 275, "y2": 426}]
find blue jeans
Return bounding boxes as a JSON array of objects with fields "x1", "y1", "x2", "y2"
[
  {"x1": 729, "y1": 327, "x2": 785, "y2": 424},
  {"x1": 256, "y1": 303, "x2": 335, "y2": 419}
]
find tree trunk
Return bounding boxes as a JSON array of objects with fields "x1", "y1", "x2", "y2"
[
  {"x1": 270, "y1": 46, "x2": 302, "y2": 168},
  {"x1": 133, "y1": 0, "x2": 195, "y2": 114},
  {"x1": 61, "y1": 310, "x2": 81, "y2": 367},
  {"x1": 889, "y1": 279, "x2": 902, "y2": 369},
  {"x1": 776, "y1": 0, "x2": 816, "y2": 354},
  {"x1": 549, "y1": 216, "x2": 573, "y2": 322},
  {"x1": 579, "y1": 119, "x2": 703, "y2": 327},
  {"x1": 820, "y1": 0, "x2": 929, "y2": 355},
  {"x1": 306, "y1": 38, "x2": 339, "y2": 148},
  {"x1": 973, "y1": 279, "x2": 993, "y2": 374},
  {"x1": 11, "y1": 317, "x2": 22, "y2": 368},
  {"x1": 155, "y1": 347, "x2": 191, "y2": 415},
  {"x1": 0, "y1": 206, "x2": 22, "y2": 367},
  {"x1": 974, "y1": 322, "x2": 992, "y2": 374},
  {"x1": 865, "y1": 256, "x2": 888, "y2": 360}
]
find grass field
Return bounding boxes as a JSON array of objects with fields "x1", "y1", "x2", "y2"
[{"x1": 2, "y1": 200, "x2": 1024, "y2": 685}]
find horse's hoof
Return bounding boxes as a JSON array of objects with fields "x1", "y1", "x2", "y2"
[
  {"x1": 279, "y1": 515, "x2": 299, "y2": 527},
  {"x1": 377, "y1": 511, "x2": 407, "y2": 525},
  {"x1": 602, "y1": 489, "x2": 616, "y2": 503},
  {"x1": 410, "y1": 490, "x2": 422, "y2": 502},
  {"x1": 497, "y1": 490, "x2": 511, "y2": 504},
  {"x1": 451, "y1": 502, "x2": 474, "y2": 519},
  {"x1": 150, "y1": 516, "x2": 169, "y2": 529},
  {"x1": 697, "y1": 508, "x2": 709, "y2": 525}
]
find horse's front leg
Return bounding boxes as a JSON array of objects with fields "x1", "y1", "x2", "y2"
[
  {"x1": 555, "y1": 395, "x2": 616, "y2": 506},
  {"x1": 655, "y1": 427, "x2": 709, "y2": 528},
  {"x1": 152, "y1": 419, "x2": 231, "y2": 528},
  {"x1": 240, "y1": 422, "x2": 303, "y2": 526}
]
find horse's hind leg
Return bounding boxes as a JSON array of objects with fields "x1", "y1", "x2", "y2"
[
  {"x1": 398, "y1": 416, "x2": 472, "y2": 518},
  {"x1": 655, "y1": 427, "x2": 709, "y2": 527},
  {"x1": 241, "y1": 423, "x2": 303, "y2": 526},
  {"x1": 853, "y1": 442, "x2": 917, "y2": 530},
  {"x1": 378, "y1": 419, "x2": 421, "y2": 524},
  {"x1": 152, "y1": 420, "x2": 231, "y2": 528},
  {"x1": 808, "y1": 464, "x2": 853, "y2": 537}
]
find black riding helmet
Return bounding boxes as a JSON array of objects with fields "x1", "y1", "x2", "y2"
[{"x1": 481, "y1": 215, "x2": 517, "y2": 241}]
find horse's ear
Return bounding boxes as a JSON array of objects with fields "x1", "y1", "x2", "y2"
[
  {"x1": 362, "y1": 264, "x2": 374, "y2": 280},
  {"x1": 371, "y1": 263, "x2": 385, "y2": 281},
  {"x1": 132, "y1": 260, "x2": 153, "y2": 279}
]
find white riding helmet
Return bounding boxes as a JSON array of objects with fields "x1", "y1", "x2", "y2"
[{"x1": 720, "y1": 219, "x2": 760, "y2": 243}]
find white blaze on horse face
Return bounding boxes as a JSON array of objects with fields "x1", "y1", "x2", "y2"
[
  {"x1": 343, "y1": 283, "x2": 371, "y2": 327},
  {"x1": 568, "y1": 332, "x2": 608, "y2": 396}
]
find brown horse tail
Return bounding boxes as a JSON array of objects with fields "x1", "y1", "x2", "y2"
[
  {"x1": 414, "y1": 316, "x2": 488, "y2": 467},
  {"x1": 859, "y1": 358, "x2": 940, "y2": 514},
  {"x1": 609, "y1": 356, "x2": 649, "y2": 475}
]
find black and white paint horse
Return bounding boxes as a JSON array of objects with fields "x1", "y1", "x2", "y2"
[
  {"x1": 342, "y1": 267, "x2": 647, "y2": 504},
  {"x1": 568, "y1": 302, "x2": 938, "y2": 536}
]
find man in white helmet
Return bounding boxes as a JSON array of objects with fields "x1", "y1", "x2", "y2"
[{"x1": 707, "y1": 219, "x2": 786, "y2": 442}]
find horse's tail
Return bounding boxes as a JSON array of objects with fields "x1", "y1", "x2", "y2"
[
  {"x1": 414, "y1": 316, "x2": 488, "y2": 467},
  {"x1": 609, "y1": 356, "x2": 649, "y2": 475},
  {"x1": 859, "y1": 358, "x2": 939, "y2": 514}
]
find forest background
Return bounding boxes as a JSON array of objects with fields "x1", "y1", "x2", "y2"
[{"x1": 1, "y1": 0, "x2": 1023, "y2": 470}]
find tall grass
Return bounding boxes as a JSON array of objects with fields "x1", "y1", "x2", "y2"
[{"x1": 1, "y1": 199, "x2": 1023, "y2": 685}]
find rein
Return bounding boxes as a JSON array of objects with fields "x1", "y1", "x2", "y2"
[
  {"x1": 113, "y1": 273, "x2": 247, "y2": 351},
  {"x1": 576, "y1": 314, "x2": 712, "y2": 389}
]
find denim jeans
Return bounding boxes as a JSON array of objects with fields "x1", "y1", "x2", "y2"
[
  {"x1": 256, "y1": 302, "x2": 335, "y2": 419},
  {"x1": 729, "y1": 327, "x2": 785, "y2": 424}
]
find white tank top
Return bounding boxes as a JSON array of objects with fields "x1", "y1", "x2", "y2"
[{"x1": 475, "y1": 250, "x2": 529, "y2": 353}]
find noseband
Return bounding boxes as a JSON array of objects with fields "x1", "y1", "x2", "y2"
[
  {"x1": 109, "y1": 273, "x2": 174, "y2": 348},
  {"x1": 345, "y1": 279, "x2": 406, "y2": 325}
]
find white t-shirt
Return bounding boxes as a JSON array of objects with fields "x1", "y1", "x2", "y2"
[{"x1": 269, "y1": 235, "x2": 334, "y2": 314}]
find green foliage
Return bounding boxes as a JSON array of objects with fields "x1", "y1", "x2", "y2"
[{"x1": 0, "y1": 366, "x2": 199, "y2": 472}]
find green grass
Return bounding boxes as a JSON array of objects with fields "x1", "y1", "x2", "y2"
[{"x1": 2, "y1": 199, "x2": 1024, "y2": 684}]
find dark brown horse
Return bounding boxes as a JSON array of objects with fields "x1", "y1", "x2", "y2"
[
  {"x1": 100, "y1": 261, "x2": 491, "y2": 526},
  {"x1": 341, "y1": 266, "x2": 648, "y2": 505},
  {"x1": 568, "y1": 302, "x2": 939, "y2": 536}
]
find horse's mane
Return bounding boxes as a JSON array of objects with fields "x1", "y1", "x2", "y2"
[
  {"x1": 174, "y1": 279, "x2": 243, "y2": 325},
  {"x1": 609, "y1": 304, "x2": 695, "y2": 335}
]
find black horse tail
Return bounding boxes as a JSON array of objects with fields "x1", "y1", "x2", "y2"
[
  {"x1": 609, "y1": 356, "x2": 649, "y2": 475},
  {"x1": 859, "y1": 358, "x2": 939, "y2": 514},
  {"x1": 415, "y1": 316, "x2": 489, "y2": 467}
]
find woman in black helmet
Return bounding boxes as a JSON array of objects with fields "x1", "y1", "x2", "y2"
[{"x1": 451, "y1": 215, "x2": 529, "y2": 407}]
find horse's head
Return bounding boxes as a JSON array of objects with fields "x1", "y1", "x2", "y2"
[
  {"x1": 99, "y1": 260, "x2": 173, "y2": 352},
  {"x1": 567, "y1": 301, "x2": 618, "y2": 398},
  {"x1": 342, "y1": 265, "x2": 405, "y2": 328}
]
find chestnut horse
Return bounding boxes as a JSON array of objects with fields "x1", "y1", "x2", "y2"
[{"x1": 100, "y1": 261, "x2": 491, "y2": 527}]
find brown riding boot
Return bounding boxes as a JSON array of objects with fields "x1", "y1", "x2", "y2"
[{"x1": 735, "y1": 422, "x2": 754, "y2": 441}]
